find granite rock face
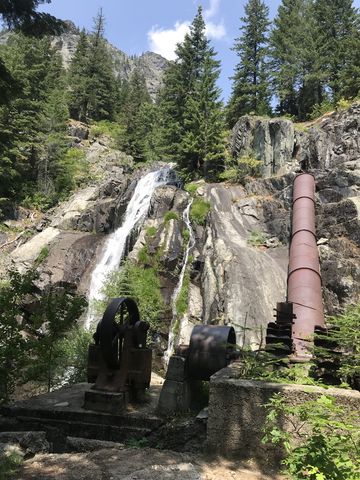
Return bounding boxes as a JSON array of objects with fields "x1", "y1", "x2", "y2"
[
  {"x1": 51, "y1": 25, "x2": 167, "y2": 99},
  {"x1": 230, "y1": 116, "x2": 295, "y2": 177}
]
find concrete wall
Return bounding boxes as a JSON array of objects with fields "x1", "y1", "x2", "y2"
[{"x1": 206, "y1": 363, "x2": 360, "y2": 469}]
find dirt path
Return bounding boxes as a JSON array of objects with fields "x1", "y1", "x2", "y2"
[{"x1": 19, "y1": 447, "x2": 285, "y2": 480}]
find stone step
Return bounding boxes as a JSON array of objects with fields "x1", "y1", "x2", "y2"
[
  {"x1": 1, "y1": 405, "x2": 162, "y2": 431},
  {"x1": 0, "y1": 415, "x2": 152, "y2": 449}
]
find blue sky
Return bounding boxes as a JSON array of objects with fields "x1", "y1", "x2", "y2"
[{"x1": 40, "y1": 0, "x2": 360, "y2": 100}]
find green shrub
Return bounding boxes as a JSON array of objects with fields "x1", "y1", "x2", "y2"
[
  {"x1": 0, "y1": 268, "x2": 87, "y2": 401},
  {"x1": 55, "y1": 327, "x2": 93, "y2": 385},
  {"x1": 237, "y1": 154, "x2": 261, "y2": 182},
  {"x1": 146, "y1": 226, "x2": 157, "y2": 237},
  {"x1": 248, "y1": 230, "x2": 267, "y2": 247},
  {"x1": 315, "y1": 304, "x2": 360, "y2": 388},
  {"x1": 90, "y1": 120, "x2": 126, "y2": 149},
  {"x1": 310, "y1": 100, "x2": 334, "y2": 120},
  {"x1": 0, "y1": 450, "x2": 23, "y2": 480},
  {"x1": 164, "y1": 211, "x2": 179, "y2": 223},
  {"x1": 175, "y1": 268, "x2": 190, "y2": 317},
  {"x1": 138, "y1": 245, "x2": 150, "y2": 265},
  {"x1": 263, "y1": 394, "x2": 360, "y2": 480},
  {"x1": 336, "y1": 98, "x2": 352, "y2": 111},
  {"x1": 184, "y1": 183, "x2": 199, "y2": 196},
  {"x1": 182, "y1": 228, "x2": 190, "y2": 243},
  {"x1": 55, "y1": 147, "x2": 88, "y2": 198},
  {"x1": 35, "y1": 246, "x2": 49, "y2": 266},
  {"x1": 190, "y1": 198, "x2": 210, "y2": 226},
  {"x1": 22, "y1": 192, "x2": 54, "y2": 211},
  {"x1": 218, "y1": 167, "x2": 238, "y2": 183},
  {"x1": 102, "y1": 262, "x2": 164, "y2": 333}
]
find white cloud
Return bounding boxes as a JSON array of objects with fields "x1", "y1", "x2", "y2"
[
  {"x1": 205, "y1": 0, "x2": 221, "y2": 20},
  {"x1": 148, "y1": 21, "x2": 190, "y2": 60},
  {"x1": 205, "y1": 0, "x2": 226, "y2": 40},
  {"x1": 206, "y1": 21, "x2": 226, "y2": 40},
  {"x1": 148, "y1": 0, "x2": 226, "y2": 60}
]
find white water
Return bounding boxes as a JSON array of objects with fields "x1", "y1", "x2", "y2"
[
  {"x1": 165, "y1": 196, "x2": 195, "y2": 363},
  {"x1": 85, "y1": 166, "x2": 175, "y2": 330}
]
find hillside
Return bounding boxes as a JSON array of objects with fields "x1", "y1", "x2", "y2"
[{"x1": 0, "y1": 21, "x2": 168, "y2": 99}]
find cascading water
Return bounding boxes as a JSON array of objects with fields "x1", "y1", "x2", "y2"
[
  {"x1": 165, "y1": 195, "x2": 195, "y2": 363},
  {"x1": 85, "y1": 166, "x2": 175, "y2": 330}
]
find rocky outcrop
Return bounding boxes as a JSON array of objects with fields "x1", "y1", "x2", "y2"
[
  {"x1": 199, "y1": 184, "x2": 288, "y2": 347},
  {"x1": 51, "y1": 25, "x2": 168, "y2": 99},
  {"x1": 295, "y1": 103, "x2": 360, "y2": 170},
  {"x1": 230, "y1": 116, "x2": 295, "y2": 177},
  {"x1": 0, "y1": 23, "x2": 168, "y2": 100}
]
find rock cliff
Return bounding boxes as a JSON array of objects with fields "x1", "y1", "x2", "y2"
[
  {"x1": 0, "y1": 22, "x2": 168, "y2": 99},
  {"x1": 3, "y1": 104, "x2": 360, "y2": 356}
]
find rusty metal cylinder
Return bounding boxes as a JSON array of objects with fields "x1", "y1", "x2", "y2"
[
  {"x1": 187, "y1": 325, "x2": 236, "y2": 380},
  {"x1": 288, "y1": 174, "x2": 325, "y2": 357}
]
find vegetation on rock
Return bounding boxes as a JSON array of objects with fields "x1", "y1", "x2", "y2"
[
  {"x1": 102, "y1": 263, "x2": 164, "y2": 334},
  {"x1": 189, "y1": 197, "x2": 211, "y2": 226}
]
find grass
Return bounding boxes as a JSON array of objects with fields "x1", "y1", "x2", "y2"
[
  {"x1": 184, "y1": 183, "x2": 199, "y2": 196},
  {"x1": 190, "y1": 198, "x2": 210, "y2": 226},
  {"x1": 175, "y1": 268, "x2": 190, "y2": 317},
  {"x1": 182, "y1": 228, "x2": 190, "y2": 243},
  {"x1": 164, "y1": 211, "x2": 179, "y2": 223},
  {"x1": 146, "y1": 226, "x2": 157, "y2": 237},
  {"x1": 35, "y1": 246, "x2": 49, "y2": 266},
  {"x1": 248, "y1": 230, "x2": 267, "y2": 247}
]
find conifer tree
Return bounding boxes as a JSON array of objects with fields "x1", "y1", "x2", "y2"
[
  {"x1": 0, "y1": 34, "x2": 68, "y2": 204},
  {"x1": 86, "y1": 9, "x2": 117, "y2": 121},
  {"x1": 160, "y1": 7, "x2": 225, "y2": 179},
  {"x1": 313, "y1": 0, "x2": 360, "y2": 100},
  {"x1": 180, "y1": 53, "x2": 225, "y2": 179},
  {"x1": 270, "y1": 0, "x2": 305, "y2": 117},
  {"x1": 122, "y1": 69, "x2": 152, "y2": 161},
  {"x1": 227, "y1": 0, "x2": 271, "y2": 127},
  {"x1": 67, "y1": 30, "x2": 90, "y2": 122},
  {"x1": 67, "y1": 10, "x2": 116, "y2": 122}
]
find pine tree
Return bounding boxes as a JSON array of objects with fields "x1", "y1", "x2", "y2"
[
  {"x1": 86, "y1": 9, "x2": 117, "y2": 121},
  {"x1": 160, "y1": 6, "x2": 225, "y2": 179},
  {"x1": 67, "y1": 30, "x2": 90, "y2": 122},
  {"x1": 0, "y1": 34, "x2": 69, "y2": 205},
  {"x1": 227, "y1": 0, "x2": 271, "y2": 127},
  {"x1": 180, "y1": 53, "x2": 225, "y2": 179},
  {"x1": 340, "y1": 28, "x2": 360, "y2": 99},
  {"x1": 122, "y1": 69, "x2": 152, "y2": 161},
  {"x1": 67, "y1": 10, "x2": 117, "y2": 122},
  {"x1": 313, "y1": 0, "x2": 360, "y2": 100},
  {"x1": 270, "y1": 0, "x2": 305, "y2": 117},
  {"x1": 0, "y1": 0, "x2": 64, "y2": 36}
]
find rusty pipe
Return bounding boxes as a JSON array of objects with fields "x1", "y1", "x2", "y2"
[{"x1": 288, "y1": 174, "x2": 325, "y2": 357}]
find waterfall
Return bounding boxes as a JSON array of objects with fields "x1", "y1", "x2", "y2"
[
  {"x1": 85, "y1": 166, "x2": 175, "y2": 330},
  {"x1": 165, "y1": 195, "x2": 195, "y2": 363}
]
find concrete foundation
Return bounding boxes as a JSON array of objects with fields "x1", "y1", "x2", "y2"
[
  {"x1": 157, "y1": 356, "x2": 191, "y2": 415},
  {"x1": 207, "y1": 363, "x2": 360, "y2": 467},
  {"x1": 83, "y1": 390, "x2": 129, "y2": 414}
]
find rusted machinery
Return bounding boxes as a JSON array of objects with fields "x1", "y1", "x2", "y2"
[
  {"x1": 186, "y1": 325, "x2": 237, "y2": 380},
  {"x1": 289, "y1": 173, "x2": 325, "y2": 356},
  {"x1": 158, "y1": 325, "x2": 237, "y2": 414},
  {"x1": 84, "y1": 297, "x2": 152, "y2": 413},
  {"x1": 266, "y1": 173, "x2": 325, "y2": 358}
]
